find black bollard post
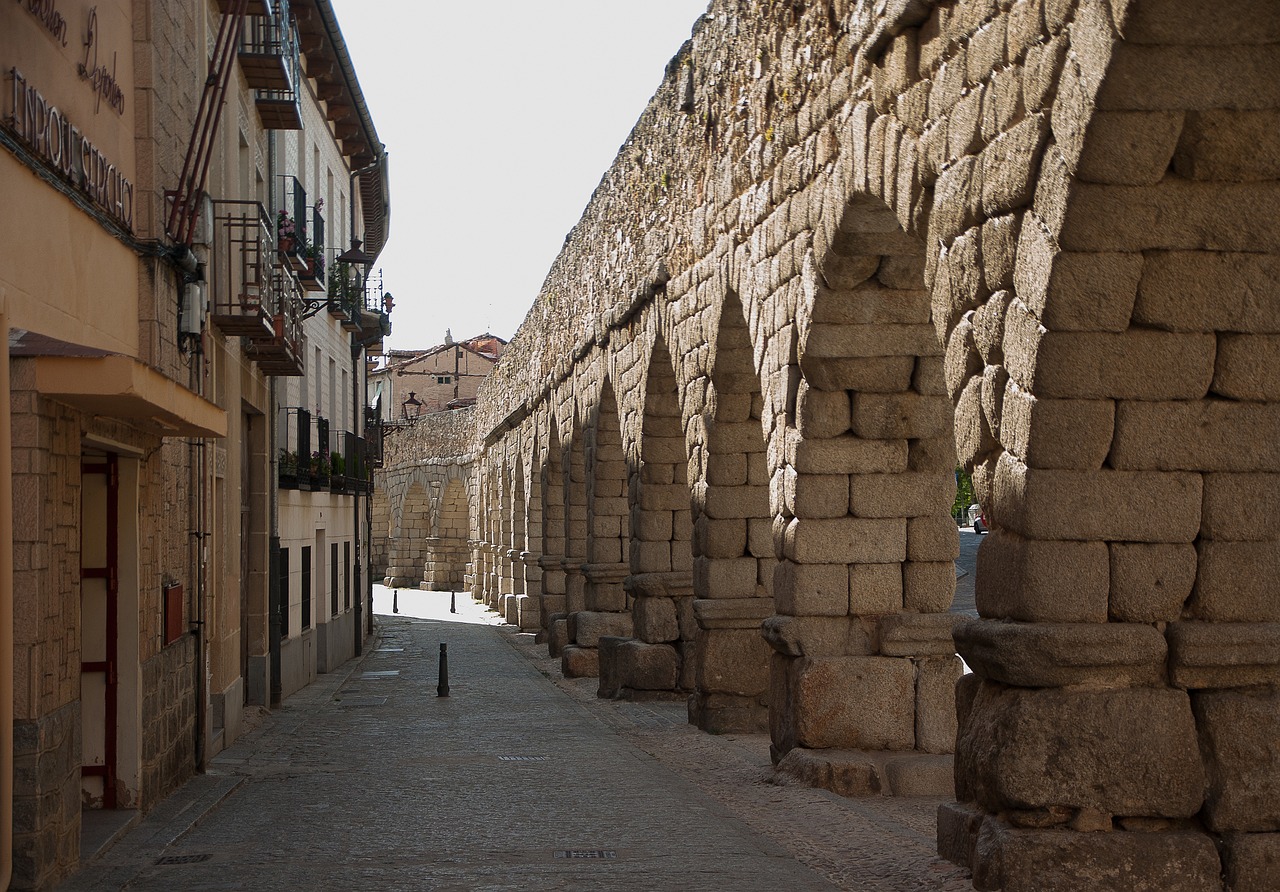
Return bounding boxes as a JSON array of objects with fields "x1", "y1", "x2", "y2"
[
  {"x1": 437, "y1": 643, "x2": 450, "y2": 697},
  {"x1": 450, "y1": 591, "x2": 457, "y2": 614},
  {"x1": 392, "y1": 588, "x2": 399, "y2": 614}
]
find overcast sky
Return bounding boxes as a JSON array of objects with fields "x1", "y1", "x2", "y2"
[{"x1": 328, "y1": 1, "x2": 711, "y2": 353}]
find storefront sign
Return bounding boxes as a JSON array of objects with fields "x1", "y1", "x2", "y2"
[{"x1": 6, "y1": 68, "x2": 133, "y2": 230}]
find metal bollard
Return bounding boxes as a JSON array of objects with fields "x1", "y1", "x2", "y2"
[
  {"x1": 450, "y1": 591, "x2": 457, "y2": 614},
  {"x1": 392, "y1": 588, "x2": 399, "y2": 614},
  {"x1": 437, "y1": 642, "x2": 450, "y2": 697}
]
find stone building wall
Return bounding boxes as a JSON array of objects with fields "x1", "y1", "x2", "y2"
[
  {"x1": 455, "y1": 0, "x2": 1280, "y2": 888},
  {"x1": 9, "y1": 357, "x2": 199, "y2": 889},
  {"x1": 10, "y1": 366, "x2": 83, "y2": 889}
]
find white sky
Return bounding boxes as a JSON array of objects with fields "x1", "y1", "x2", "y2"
[{"x1": 328, "y1": 0, "x2": 712, "y2": 353}]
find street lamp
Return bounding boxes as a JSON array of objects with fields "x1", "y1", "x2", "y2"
[{"x1": 402, "y1": 390, "x2": 421, "y2": 421}]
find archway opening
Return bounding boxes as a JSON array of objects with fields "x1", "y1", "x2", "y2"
[
  {"x1": 689, "y1": 292, "x2": 775, "y2": 732},
  {"x1": 768, "y1": 192, "x2": 960, "y2": 793}
]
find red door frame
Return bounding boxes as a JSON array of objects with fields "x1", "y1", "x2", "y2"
[{"x1": 80, "y1": 455, "x2": 119, "y2": 809}]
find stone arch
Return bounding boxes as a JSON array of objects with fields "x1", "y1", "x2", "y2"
[
  {"x1": 688, "y1": 289, "x2": 775, "y2": 733},
  {"x1": 386, "y1": 478, "x2": 434, "y2": 588},
  {"x1": 469, "y1": 465, "x2": 493, "y2": 605},
  {"x1": 564, "y1": 409, "x2": 588, "y2": 618},
  {"x1": 562, "y1": 377, "x2": 633, "y2": 678},
  {"x1": 538, "y1": 412, "x2": 568, "y2": 639},
  {"x1": 517, "y1": 427, "x2": 544, "y2": 632},
  {"x1": 369, "y1": 485, "x2": 391, "y2": 580},
  {"x1": 766, "y1": 187, "x2": 960, "y2": 793},
  {"x1": 476, "y1": 463, "x2": 502, "y2": 610},
  {"x1": 937, "y1": 6, "x2": 1280, "y2": 882},
  {"x1": 503, "y1": 457, "x2": 528, "y2": 626},
  {"x1": 601, "y1": 333, "x2": 693, "y2": 699},
  {"x1": 423, "y1": 474, "x2": 469, "y2": 592}
]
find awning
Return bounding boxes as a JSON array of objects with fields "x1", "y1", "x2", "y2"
[{"x1": 28, "y1": 352, "x2": 226, "y2": 439}]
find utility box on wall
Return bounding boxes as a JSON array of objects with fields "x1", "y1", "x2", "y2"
[{"x1": 163, "y1": 583, "x2": 184, "y2": 646}]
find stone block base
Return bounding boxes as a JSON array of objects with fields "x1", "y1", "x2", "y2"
[
  {"x1": 561, "y1": 645, "x2": 599, "y2": 678},
  {"x1": 960, "y1": 815, "x2": 1223, "y2": 892},
  {"x1": 774, "y1": 747, "x2": 954, "y2": 798},
  {"x1": 516, "y1": 594, "x2": 539, "y2": 631},
  {"x1": 688, "y1": 692, "x2": 768, "y2": 734},
  {"x1": 598, "y1": 637, "x2": 680, "y2": 698},
  {"x1": 547, "y1": 615, "x2": 568, "y2": 657},
  {"x1": 568, "y1": 610, "x2": 633, "y2": 647}
]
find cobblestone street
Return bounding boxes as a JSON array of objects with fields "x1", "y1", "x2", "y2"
[{"x1": 63, "y1": 586, "x2": 971, "y2": 891}]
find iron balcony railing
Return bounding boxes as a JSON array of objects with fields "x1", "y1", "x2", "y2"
[
  {"x1": 210, "y1": 200, "x2": 278, "y2": 339},
  {"x1": 240, "y1": 0, "x2": 301, "y2": 130}
]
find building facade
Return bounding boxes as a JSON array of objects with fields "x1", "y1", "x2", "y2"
[
  {"x1": 0, "y1": 1, "x2": 390, "y2": 886},
  {"x1": 370, "y1": 333, "x2": 506, "y2": 421}
]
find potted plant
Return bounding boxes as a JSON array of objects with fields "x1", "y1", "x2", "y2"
[
  {"x1": 300, "y1": 244, "x2": 326, "y2": 292},
  {"x1": 277, "y1": 210, "x2": 297, "y2": 255},
  {"x1": 309, "y1": 450, "x2": 329, "y2": 484},
  {"x1": 329, "y1": 452, "x2": 347, "y2": 492},
  {"x1": 278, "y1": 449, "x2": 299, "y2": 488}
]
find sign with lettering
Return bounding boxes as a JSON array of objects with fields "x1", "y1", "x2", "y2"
[
  {"x1": 78, "y1": 7, "x2": 124, "y2": 116},
  {"x1": 5, "y1": 67, "x2": 134, "y2": 230},
  {"x1": 17, "y1": 0, "x2": 71, "y2": 48}
]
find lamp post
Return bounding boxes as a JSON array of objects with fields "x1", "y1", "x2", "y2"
[
  {"x1": 338, "y1": 237, "x2": 375, "y2": 658},
  {"x1": 402, "y1": 391, "x2": 421, "y2": 421}
]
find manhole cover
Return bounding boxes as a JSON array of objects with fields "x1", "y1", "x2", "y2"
[
  {"x1": 554, "y1": 850, "x2": 616, "y2": 860},
  {"x1": 499, "y1": 756, "x2": 549, "y2": 762},
  {"x1": 155, "y1": 854, "x2": 212, "y2": 865}
]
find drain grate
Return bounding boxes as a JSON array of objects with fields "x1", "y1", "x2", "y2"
[
  {"x1": 498, "y1": 756, "x2": 549, "y2": 762},
  {"x1": 155, "y1": 854, "x2": 212, "y2": 866},
  {"x1": 338, "y1": 696, "x2": 387, "y2": 708},
  {"x1": 554, "y1": 850, "x2": 616, "y2": 860},
  {"x1": 361, "y1": 670, "x2": 400, "y2": 678}
]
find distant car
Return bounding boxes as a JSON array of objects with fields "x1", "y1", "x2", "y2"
[{"x1": 967, "y1": 503, "x2": 988, "y2": 534}]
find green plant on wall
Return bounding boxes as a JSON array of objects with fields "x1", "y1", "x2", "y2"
[{"x1": 952, "y1": 466, "x2": 975, "y2": 523}]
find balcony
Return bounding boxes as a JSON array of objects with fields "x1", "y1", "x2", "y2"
[
  {"x1": 210, "y1": 201, "x2": 277, "y2": 340},
  {"x1": 363, "y1": 405, "x2": 384, "y2": 471},
  {"x1": 277, "y1": 407, "x2": 308, "y2": 490},
  {"x1": 240, "y1": 0, "x2": 301, "y2": 129},
  {"x1": 327, "y1": 430, "x2": 372, "y2": 494},
  {"x1": 245, "y1": 269, "x2": 305, "y2": 376},
  {"x1": 297, "y1": 205, "x2": 325, "y2": 293},
  {"x1": 327, "y1": 262, "x2": 362, "y2": 331}
]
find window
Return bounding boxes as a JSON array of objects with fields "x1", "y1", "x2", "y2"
[
  {"x1": 331, "y1": 542, "x2": 339, "y2": 618},
  {"x1": 343, "y1": 542, "x2": 351, "y2": 610},
  {"x1": 436, "y1": 375, "x2": 452, "y2": 385},
  {"x1": 301, "y1": 545, "x2": 312, "y2": 629},
  {"x1": 279, "y1": 548, "x2": 290, "y2": 638}
]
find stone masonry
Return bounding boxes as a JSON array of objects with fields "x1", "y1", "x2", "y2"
[
  {"x1": 382, "y1": 0, "x2": 1280, "y2": 888},
  {"x1": 374, "y1": 407, "x2": 477, "y2": 592}
]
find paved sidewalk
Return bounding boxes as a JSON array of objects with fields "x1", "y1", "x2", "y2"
[{"x1": 62, "y1": 587, "x2": 972, "y2": 891}]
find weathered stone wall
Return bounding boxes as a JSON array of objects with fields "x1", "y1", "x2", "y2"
[
  {"x1": 426, "y1": 0, "x2": 1280, "y2": 887},
  {"x1": 374, "y1": 408, "x2": 477, "y2": 590}
]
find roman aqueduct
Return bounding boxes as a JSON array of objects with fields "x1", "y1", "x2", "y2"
[{"x1": 374, "y1": 0, "x2": 1280, "y2": 887}]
